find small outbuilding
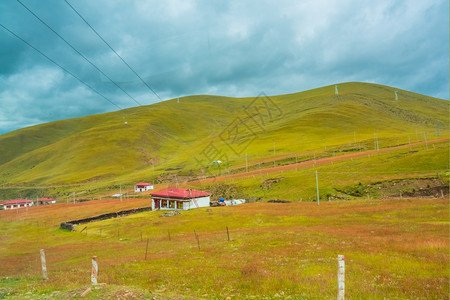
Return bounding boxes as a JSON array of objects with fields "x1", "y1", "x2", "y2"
[
  {"x1": 151, "y1": 188, "x2": 210, "y2": 211},
  {"x1": 135, "y1": 182, "x2": 154, "y2": 192},
  {"x1": 0, "y1": 199, "x2": 34, "y2": 210},
  {"x1": 37, "y1": 197, "x2": 56, "y2": 205}
]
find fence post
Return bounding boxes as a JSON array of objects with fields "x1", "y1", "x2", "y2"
[
  {"x1": 338, "y1": 255, "x2": 345, "y2": 300},
  {"x1": 40, "y1": 249, "x2": 48, "y2": 280},
  {"x1": 91, "y1": 256, "x2": 98, "y2": 285}
]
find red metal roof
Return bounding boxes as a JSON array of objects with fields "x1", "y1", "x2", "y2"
[
  {"x1": 3, "y1": 199, "x2": 33, "y2": 205},
  {"x1": 151, "y1": 188, "x2": 210, "y2": 199},
  {"x1": 135, "y1": 182, "x2": 153, "y2": 186}
]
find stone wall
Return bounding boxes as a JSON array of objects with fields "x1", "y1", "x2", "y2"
[{"x1": 60, "y1": 206, "x2": 152, "y2": 230}]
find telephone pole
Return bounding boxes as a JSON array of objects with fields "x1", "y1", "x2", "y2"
[{"x1": 316, "y1": 170, "x2": 320, "y2": 206}]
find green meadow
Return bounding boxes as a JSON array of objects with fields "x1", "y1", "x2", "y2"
[{"x1": 0, "y1": 198, "x2": 448, "y2": 299}]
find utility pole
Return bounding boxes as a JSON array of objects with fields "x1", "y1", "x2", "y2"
[
  {"x1": 374, "y1": 133, "x2": 379, "y2": 151},
  {"x1": 120, "y1": 184, "x2": 122, "y2": 202},
  {"x1": 424, "y1": 132, "x2": 428, "y2": 150},
  {"x1": 315, "y1": 170, "x2": 320, "y2": 206},
  {"x1": 245, "y1": 152, "x2": 248, "y2": 173},
  {"x1": 73, "y1": 192, "x2": 75, "y2": 204},
  {"x1": 273, "y1": 142, "x2": 276, "y2": 168}
]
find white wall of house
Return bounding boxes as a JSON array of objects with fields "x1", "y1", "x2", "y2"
[
  {"x1": 152, "y1": 196, "x2": 210, "y2": 211},
  {"x1": 38, "y1": 200, "x2": 56, "y2": 205},
  {"x1": 135, "y1": 185, "x2": 154, "y2": 192},
  {"x1": 3, "y1": 202, "x2": 33, "y2": 210},
  {"x1": 184, "y1": 196, "x2": 210, "y2": 210}
]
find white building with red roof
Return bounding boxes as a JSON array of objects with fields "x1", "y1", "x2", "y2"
[
  {"x1": 134, "y1": 182, "x2": 154, "y2": 192},
  {"x1": 151, "y1": 188, "x2": 210, "y2": 210},
  {"x1": 0, "y1": 199, "x2": 34, "y2": 210}
]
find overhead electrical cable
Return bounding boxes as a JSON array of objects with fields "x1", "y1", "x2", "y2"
[
  {"x1": 64, "y1": 0, "x2": 162, "y2": 101},
  {"x1": 0, "y1": 23, "x2": 122, "y2": 110},
  {"x1": 16, "y1": 0, "x2": 142, "y2": 106}
]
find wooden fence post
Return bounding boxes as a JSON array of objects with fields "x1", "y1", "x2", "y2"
[
  {"x1": 194, "y1": 230, "x2": 200, "y2": 250},
  {"x1": 338, "y1": 255, "x2": 345, "y2": 300},
  {"x1": 91, "y1": 256, "x2": 98, "y2": 285},
  {"x1": 40, "y1": 249, "x2": 48, "y2": 280},
  {"x1": 226, "y1": 226, "x2": 230, "y2": 241}
]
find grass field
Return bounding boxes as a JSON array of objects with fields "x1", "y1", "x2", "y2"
[
  {"x1": 0, "y1": 197, "x2": 448, "y2": 299},
  {"x1": 0, "y1": 82, "x2": 448, "y2": 299}
]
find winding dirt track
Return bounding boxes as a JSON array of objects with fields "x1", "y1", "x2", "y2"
[{"x1": 186, "y1": 137, "x2": 449, "y2": 184}]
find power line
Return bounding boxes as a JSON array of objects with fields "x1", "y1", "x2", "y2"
[
  {"x1": 0, "y1": 23, "x2": 122, "y2": 110},
  {"x1": 64, "y1": 0, "x2": 162, "y2": 102},
  {"x1": 16, "y1": 0, "x2": 142, "y2": 106}
]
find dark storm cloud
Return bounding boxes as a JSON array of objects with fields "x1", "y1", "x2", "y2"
[{"x1": 0, "y1": 0, "x2": 448, "y2": 134}]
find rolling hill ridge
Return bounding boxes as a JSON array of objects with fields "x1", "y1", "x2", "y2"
[{"x1": 0, "y1": 82, "x2": 448, "y2": 199}]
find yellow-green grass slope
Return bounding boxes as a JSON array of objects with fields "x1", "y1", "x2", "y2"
[{"x1": 0, "y1": 82, "x2": 448, "y2": 195}]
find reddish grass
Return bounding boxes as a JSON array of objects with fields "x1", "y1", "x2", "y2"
[
  {"x1": 0, "y1": 197, "x2": 448, "y2": 298},
  {"x1": 0, "y1": 198, "x2": 150, "y2": 226}
]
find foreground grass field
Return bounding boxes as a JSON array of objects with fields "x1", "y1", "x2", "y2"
[{"x1": 0, "y1": 197, "x2": 448, "y2": 299}]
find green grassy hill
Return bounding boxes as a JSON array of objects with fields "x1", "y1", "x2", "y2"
[{"x1": 0, "y1": 82, "x2": 448, "y2": 199}]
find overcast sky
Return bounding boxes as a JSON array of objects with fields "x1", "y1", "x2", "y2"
[{"x1": 0, "y1": 0, "x2": 448, "y2": 134}]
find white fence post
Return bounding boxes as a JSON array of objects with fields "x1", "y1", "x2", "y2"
[
  {"x1": 91, "y1": 256, "x2": 98, "y2": 285},
  {"x1": 338, "y1": 255, "x2": 345, "y2": 300},
  {"x1": 40, "y1": 249, "x2": 48, "y2": 280}
]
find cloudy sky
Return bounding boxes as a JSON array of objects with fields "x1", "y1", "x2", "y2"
[{"x1": 0, "y1": 0, "x2": 448, "y2": 134}]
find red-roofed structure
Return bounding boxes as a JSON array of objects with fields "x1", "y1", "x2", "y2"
[
  {"x1": 151, "y1": 188, "x2": 211, "y2": 210},
  {"x1": 0, "y1": 199, "x2": 34, "y2": 210},
  {"x1": 134, "y1": 182, "x2": 154, "y2": 192}
]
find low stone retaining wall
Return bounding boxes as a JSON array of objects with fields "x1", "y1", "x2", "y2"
[{"x1": 60, "y1": 206, "x2": 152, "y2": 231}]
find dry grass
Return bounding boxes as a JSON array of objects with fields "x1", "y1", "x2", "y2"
[{"x1": 0, "y1": 197, "x2": 448, "y2": 299}]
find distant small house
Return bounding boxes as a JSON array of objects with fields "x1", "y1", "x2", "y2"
[
  {"x1": 0, "y1": 199, "x2": 34, "y2": 210},
  {"x1": 37, "y1": 197, "x2": 56, "y2": 205},
  {"x1": 134, "y1": 182, "x2": 154, "y2": 192},
  {"x1": 151, "y1": 188, "x2": 210, "y2": 211}
]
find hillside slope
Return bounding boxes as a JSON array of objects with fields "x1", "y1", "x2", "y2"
[{"x1": 0, "y1": 82, "x2": 448, "y2": 188}]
